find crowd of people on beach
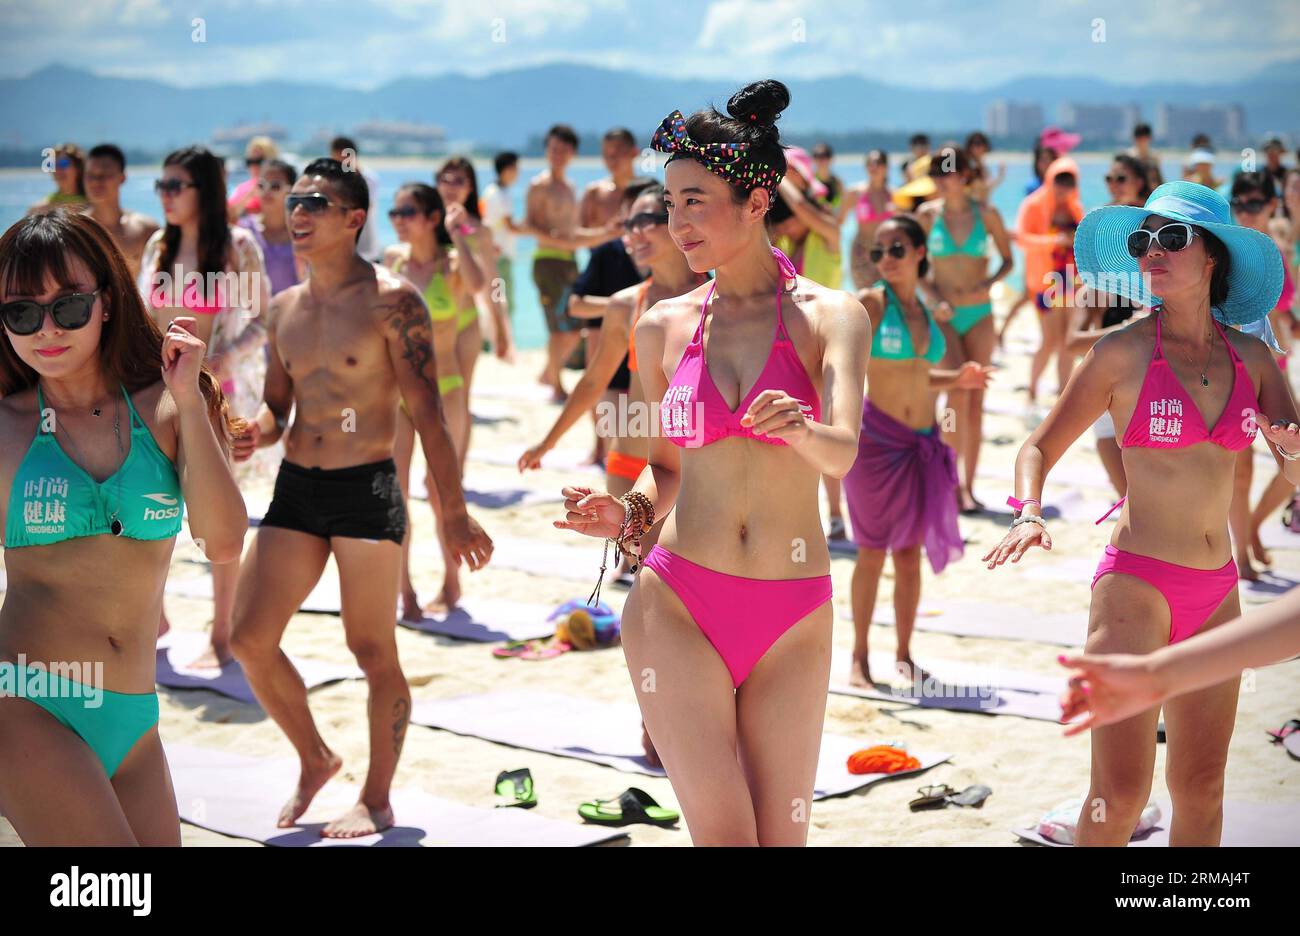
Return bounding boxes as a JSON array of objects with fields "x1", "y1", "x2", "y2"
[{"x1": 2, "y1": 81, "x2": 1299, "y2": 846}]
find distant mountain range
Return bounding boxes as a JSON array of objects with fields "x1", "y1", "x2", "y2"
[{"x1": 2, "y1": 61, "x2": 1297, "y2": 154}]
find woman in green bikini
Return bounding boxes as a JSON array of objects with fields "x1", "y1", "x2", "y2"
[
  {"x1": 383, "y1": 182, "x2": 486, "y2": 617},
  {"x1": 0, "y1": 209, "x2": 246, "y2": 845},
  {"x1": 917, "y1": 146, "x2": 1014, "y2": 513}
]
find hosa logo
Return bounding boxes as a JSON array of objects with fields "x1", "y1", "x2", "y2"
[
  {"x1": 49, "y1": 866, "x2": 151, "y2": 916},
  {"x1": 142, "y1": 492, "x2": 181, "y2": 521}
]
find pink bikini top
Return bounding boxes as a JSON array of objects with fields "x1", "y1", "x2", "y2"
[
  {"x1": 660, "y1": 248, "x2": 821, "y2": 449},
  {"x1": 855, "y1": 189, "x2": 895, "y2": 225},
  {"x1": 1120, "y1": 309, "x2": 1259, "y2": 451}
]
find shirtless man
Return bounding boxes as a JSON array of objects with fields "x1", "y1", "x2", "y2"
[
  {"x1": 84, "y1": 144, "x2": 159, "y2": 279},
  {"x1": 228, "y1": 158, "x2": 493, "y2": 839},
  {"x1": 523, "y1": 125, "x2": 620, "y2": 400}
]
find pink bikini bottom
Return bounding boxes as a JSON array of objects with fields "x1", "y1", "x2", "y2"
[
  {"x1": 640, "y1": 545, "x2": 832, "y2": 687},
  {"x1": 1091, "y1": 545, "x2": 1237, "y2": 645}
]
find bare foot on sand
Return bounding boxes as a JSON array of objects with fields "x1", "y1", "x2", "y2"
[
  {"x1": 400, "y1": 591, "x2": 424, "y2": 622},
  {"x1": 277, "y1": 752, "x2": 343, "y2": 828},
  {"x1": 322, "y1": 801, "x2": 394, "y2": 839},
  {"x1": 848, "y1": 654, "x2": 887, "y2": 690},
  {"x1": 185, "y1": 641, "x2": 234, "y2": 670},
  {"x1": 423, "y1": 584, "x2": 461, "y2": 615}
]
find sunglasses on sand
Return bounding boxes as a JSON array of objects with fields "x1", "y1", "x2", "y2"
[
  {"x1": 869, "y1": 242, "x2": 909, "y2": 263},
  {"x1": 1126, "y1": 222, "x2": 1198, "y2": 258},
  {"x1": 285, "y1": 193, "x2": 349, "y2": 215},
  {"x1": 1, "y1": 290, "x2": 99, "y2": 336}
]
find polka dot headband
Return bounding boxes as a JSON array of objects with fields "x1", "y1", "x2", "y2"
[{"x1": 650, "y1": 109, "x2": 784, "y2": 198}]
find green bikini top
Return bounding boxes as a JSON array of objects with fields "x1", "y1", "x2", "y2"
[
  {"x1": 393, "y1": 255, "x2": 457, "y2": 323},
  {"x1": 4, "y1": 385, "x2": 184, "y2": 548},
  {"x1": 873, "y1": 281, "x2": 945, "y2": 364},
  {"x1": 927, "y1": 201, "x2": 987, "y2": 259}
]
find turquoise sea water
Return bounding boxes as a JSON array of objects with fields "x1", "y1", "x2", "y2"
[{"x1": 0, "y1": 154, "x2": 1225, "y2": 349}]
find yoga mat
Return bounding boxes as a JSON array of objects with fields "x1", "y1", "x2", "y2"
[
  {"x1": 167, "y1": 742, "x2": 623, "y2": 847},
  {"x1": 468, "y1": 402, "x2": 518, "y2": 422},
  {"x1": 155, "y1": 631, "x2": 362, "y2": 704},
  {"x1": 471, "y1": 383, "x2": 563, "y2": 403},
  {"x1": 399, "y1": 598, "x2": 557, "y2": 643},
  {"x1": 408, "y1": 474, "x2": 563, "y2": 509},
  {"x1": 1012, "y1": 799, "x2": 1300, "y2": 847},
  {"x1": 1284, "y1": 733, "x2": 1300, "y2": 761},
  {"x1": 828, "y1": 650, "x2": 1067, "y2": 721},
  {"x1": 1257, "y1": 522, "x2": 1300, "y2": 552},
  {"x1": 165, "y1": 567, "x2": 344, "y2": 615},
  {"x1": 469, "y1": 446, "x2": 604, "y2": 474},
  {"x1": 409, "y1": 689, "x2": 949, "y2": 801},
  {"x1": 489, "y1": 536, "x2": 607, "y2": 583},
  {"x1": 1240, "y1": 570, "x2": 1300, "y2": 603},
  {"x1": 841, "y1": 599, "x2": 1084, "y2": 646}
]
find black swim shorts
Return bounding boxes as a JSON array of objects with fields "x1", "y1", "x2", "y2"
[{"x1": 260, "y1": 458, "x2": 406, "y2": 544}]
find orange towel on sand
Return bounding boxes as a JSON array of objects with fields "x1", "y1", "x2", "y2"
[{"x1": 847, "y1": 745, "x2": 920, "y2": 775}]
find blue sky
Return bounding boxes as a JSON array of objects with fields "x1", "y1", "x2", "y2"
[{"x1": 1, "y1": 0, "x2": 1296, "y2": 89}]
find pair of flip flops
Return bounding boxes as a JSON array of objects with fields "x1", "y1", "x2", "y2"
[
  {"x1": 909, "y1": 783, "x2": 992, "y2": 812},
  {"x1": 578, "y1": 787, "x2": 679, "y2": 828},
  {"x1": 494, "y1": 768, "x2": 538, "y2": 808},
  {"x1": 1267, "y1": 719, "x2": 1300, "y2": 760},
  {"x1": 491, "y1": 640, "x2": 572, "y2": 660}
]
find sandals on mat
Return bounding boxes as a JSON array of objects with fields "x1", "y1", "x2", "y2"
[
  {"x1": 578, "y1": 788, "x2": 679, "y2": 827},
  {"x1": 909, "y1": 783, "x2": 992, "y2": 811}
]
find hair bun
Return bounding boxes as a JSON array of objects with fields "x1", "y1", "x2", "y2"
[{"x1": 726, "y1": 79, "x2": 790, "y2": 133}]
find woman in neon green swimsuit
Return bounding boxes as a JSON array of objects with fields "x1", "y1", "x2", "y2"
[
  {"x1": 384, "y1": 182, "x2": 486, "y2": 618},
  {"x1": 0, "y1": 210, "x2": 247, "y2": 844},
  {"x1": 917, "y1": 146, "x2": 1014, "y2": 514}
]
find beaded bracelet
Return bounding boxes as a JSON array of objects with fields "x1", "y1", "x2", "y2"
[{"x1": 587, "y1": 492, "x2": 657, "y2": 607}]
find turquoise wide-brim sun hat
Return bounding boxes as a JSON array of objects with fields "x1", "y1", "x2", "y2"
[{"x1": 1073, "y1": 180, "x2": 1284, "y2": 327}]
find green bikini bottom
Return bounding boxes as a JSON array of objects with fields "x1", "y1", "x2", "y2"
[
  {"x1": 948, "y1": 301, "x2": 993, "y2": 336},
  {"x1": 0, "y1": 662, "x2": 158, "y2": 778}
]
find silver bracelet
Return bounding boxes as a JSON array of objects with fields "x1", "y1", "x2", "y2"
[{"x1": 1011, "y1": 515, "x2": 1047, "y2": 530}]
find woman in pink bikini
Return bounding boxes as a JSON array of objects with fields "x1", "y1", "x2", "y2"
[
  {"x1": 985, "y1": 181, "x2": 1294, "y2": 845},
  {"x1": 140, "y1": 146, "x2": 269, "y2": 668},
  {"x1": 843, "y1": 150, "x2": 894, "y2": 290},
  {"x1": 553, "y1": 80, "x2": 870, "y2": 845}
]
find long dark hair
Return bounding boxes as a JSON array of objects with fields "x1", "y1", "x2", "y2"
[
  {"x1": 1, "y1": 210, "x2": 229, "y2": 430},
  {"x1": 1199, "y1": 228, "x2": 1231, "y2": 308},
  {"x1": 1112, "y1": 153, "x2": 1153, "y2": 201},
  {"x1": 155, "y1": 146, "x2": 231, "y2": 283},
  {"x1": 435, "y1": 157, "x2": 482, "y2": 247}
]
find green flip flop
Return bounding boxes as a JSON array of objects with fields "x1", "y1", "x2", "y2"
[
  {"x1": 494, "y1": 768, "x2": 537, "y2": 808},
  {"x1": 578, "y1": 787, "x2": 679, "y2": 827}
]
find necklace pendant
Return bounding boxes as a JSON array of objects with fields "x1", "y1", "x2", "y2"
[
  {"x1": 92, "y1": 408, "x2": 101, "y2": 417},
  {"x1": 1201, "y1": 374, "x2": 1209, "y2": 388},
  {"x1": 110, "y1": 517, "x2": 123, "y2": 537}
]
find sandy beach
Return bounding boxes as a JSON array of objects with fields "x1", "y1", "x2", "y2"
[{"x1": 1, "y1": 284, "x2": 1297, "y2": 848}]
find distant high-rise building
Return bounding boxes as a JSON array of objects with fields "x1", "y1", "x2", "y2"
[
  {"x1": 1154, "y1": 104, "x2": 1247, "y2": 148},
  {"x1": 985, "y1": 100, "x2": 1044, "y2": 140},
  {"x1": 1059, "y1": 103, "x2": 1141, "y2": 144}
]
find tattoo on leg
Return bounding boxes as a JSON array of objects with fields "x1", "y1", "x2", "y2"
[{"x1": 392, "y1": 697, "x2": 410, "y2": 755}]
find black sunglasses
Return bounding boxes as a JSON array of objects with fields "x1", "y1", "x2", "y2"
[
  {"x1": 388, "y1": 206, "x2": 420, "y2": 219},
  {"x1": 1, "y1": 290, "x2": 99, "y2": 336},
  {"x1": 285, "y1": 193, "x2": 348, "y2": 215},
  {"x1": 623, "y1": 211, "x2": 668, "y2": 233},
  {"x1": 869, "y1": 242, "x2": 909, "y2": 263},
  {"x1": 1104, "y1": 174, "x2": 1130, "y2": 184},
  {"x1": 154, "y1": 179, "x2": 197, "y2": 196},
  {"x1": 245, "y1": 157, "x2": 265, "y2": 167},
  {"x1": 1126, "y1": 222, "x2": 1198, "y2": 258},
  {"x1": 1232, "y1": 197, "x2": 1269, "y2": 215}
]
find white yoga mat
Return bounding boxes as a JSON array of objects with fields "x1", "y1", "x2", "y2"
[
  {"x1": 167, "y1": 742, "x2": 623, "y2": 847},
  {"x1": 842, "y1": 599, "x2": 1084, "y2": 646},
  {"x1": 1240, "y1": 570, "x2": 1300, "y2": 603},
  {"x1": 1013, "y1": 799, "x2": 1300, "y2": 847},
  {"x1": 828, "y1": 650, "x2": 1067, "y2": 721},
  {"x1": 155, "y1": 631, "x2": 362, "y2": 704},
  {"x1": 471, "y1": 383, "x2": 563, "y2": 403},
  {"x1": 470, "y1": 446, "x2": 604, "y2": 474},
  {"x1": 408, "y1": 474, "x2": 563, "y2": 510},
  {"x1": 409, "y1": 689, "x2": 949, "y2": 801},
  {"x1": 489, "y1": 536, "x2": 608, "y2": 583},
  {"x1": 399, "y1": 598, "x2": 558, "y2": 643},
  {"x1": 1257, "y1": 522, "x2": 1300, "y2": 552}
]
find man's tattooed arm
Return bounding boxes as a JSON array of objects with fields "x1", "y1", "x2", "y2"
[{"x1": 383, "y1": 287, "x2": 437, "y2": 387}]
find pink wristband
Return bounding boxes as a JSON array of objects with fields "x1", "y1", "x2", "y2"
[{"x1": 1007, "y1": 496, "x2": 1040, "y2": 511}]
